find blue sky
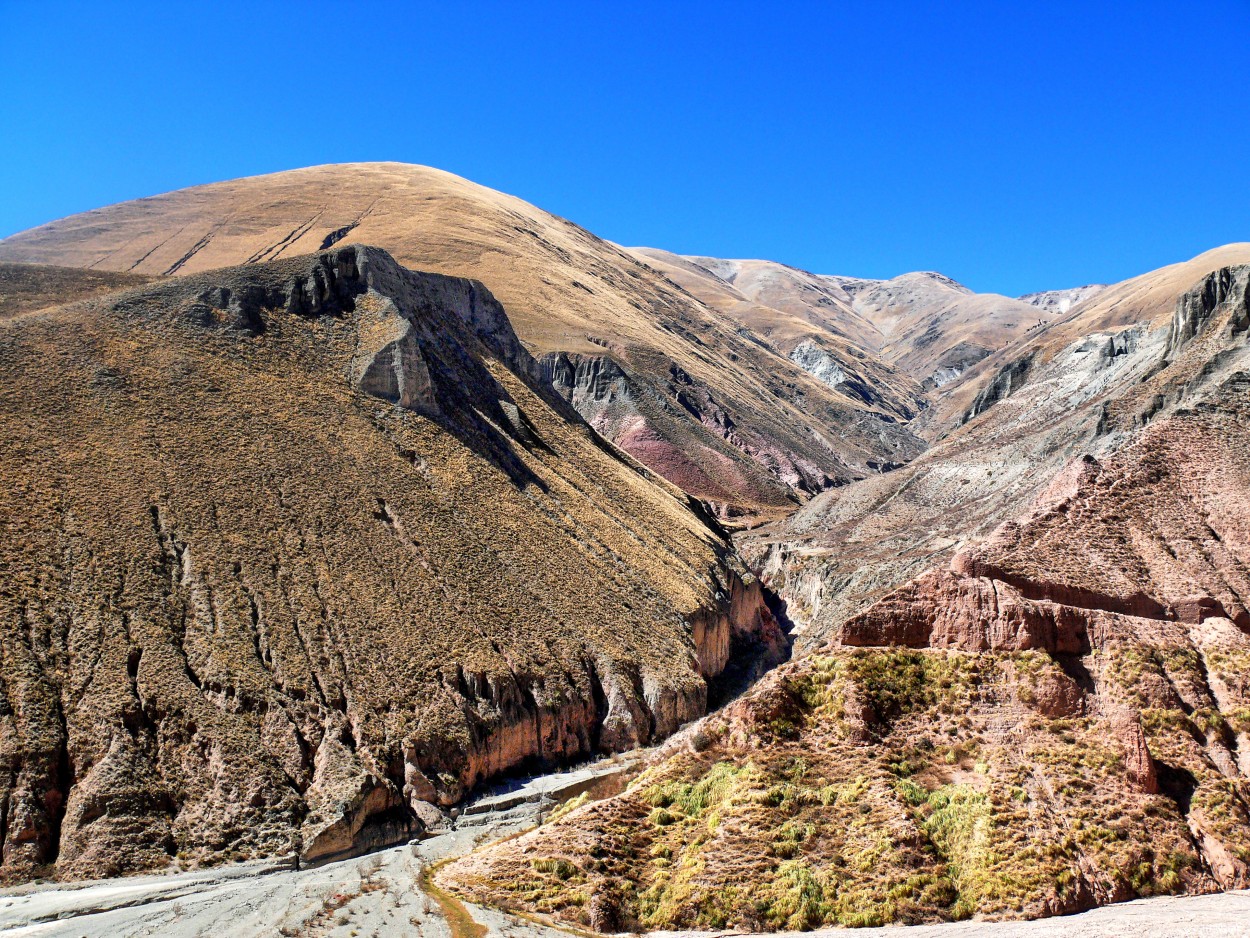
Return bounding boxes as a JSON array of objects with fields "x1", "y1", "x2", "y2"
[{"x1": 1, "y1": 0, "x2": 1247, "y2": 296}]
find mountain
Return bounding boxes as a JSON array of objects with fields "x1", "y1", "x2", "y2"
[
  {"x1": 444, "y1": 262, "x2": 1250, "y2": 932},
  {"x1": 1019, "y1": 283, "x2": 1108, "y2": 316},
  {"x1": 635, "y1": 251, "x2": 1049, "y2": 399},
  {"x1": 741, "y1": 244, "x2": 1250, "y2": 650},
  {"x1": 660, "y1": 254, "x2": 885, "y2": 354},
  {"x1": 6, "y1": 160, "x2": 1250, "y2": 930},
  {"x1": 845, "y1": 271, "x2": 1043, "y2": 391},
  {"x1": 0, "y1": 245, "x2": 786, "y2": 880},
  {"x1": 0, "y1": 163, "x2": 924, "y2": 519},
  {"x1": 628, "y1": 249, "x2": 924, "y2": 425},
  {"x1": 926, "y1": 242, "x2": 1250, "y2": 436}
]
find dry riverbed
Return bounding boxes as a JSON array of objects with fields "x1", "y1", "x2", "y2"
[
  {"x1": 0, "y1": 755, "x2": 637, "y2": 938},
  {"x1": 0, "y1": 751, "x2": 1247, "y2": 937}
]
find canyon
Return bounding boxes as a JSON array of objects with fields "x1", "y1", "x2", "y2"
[
  {"x1": 446, "y1": 261, "x2": 1250, "y2": 931},
  {"x1": 0, "y1": 163, "x2": 1248, "y2": 933}
]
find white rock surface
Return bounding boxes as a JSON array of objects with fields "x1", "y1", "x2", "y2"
[{"x1": 0, "y1": 756, "x2": 637, "y2": 938}]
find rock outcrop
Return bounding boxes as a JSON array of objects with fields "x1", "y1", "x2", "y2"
[
  {"x1": 962, "y1": 350, "x2": 1036, "y2": 422},
  {"x1": 447, "y1": 617, "x2": 1250, "y2": 930},
  {"x1": 1109, "y1": 706, "x2": 1159, "y2": 795},
  {"x1": 1166, "y1": 264, "x2": 1250, "y2": 359}
]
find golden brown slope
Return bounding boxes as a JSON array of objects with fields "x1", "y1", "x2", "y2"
[
  {"x1": 0, "y1": 262, "x2": 150, "y2": 320},
  {"x1": 0, "y1": 162, "x2": 922, "y2": 516},
  {"x1": 667, "y1": 253, "x2": 884, "y2": 354},
  {"x1": 634, "y1": 252, "x2": 1047, "y2": 405},
  {"x1": 0, "y1": 245, "x2": 787, "y2": 881},
  {"x1": 1018, "y1": 283, "x2": 1108, "y2": 316}
]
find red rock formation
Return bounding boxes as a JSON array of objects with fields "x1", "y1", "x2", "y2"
[
  {"x1": 839, "y1": 570, "x2": 1092, "y2": 653},
  {"x1": 1108, "y1": 706, "x2": 1159, "y2": 795}
]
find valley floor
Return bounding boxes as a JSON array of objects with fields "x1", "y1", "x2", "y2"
[
  {"x1": 0, "y1": 752, "x2": 1246, "y2": 938},
  {"x1": 0, "y1": 757, "x2": 633, "y2": 938},
  {"x1": 2, "y1": 846, "x2": 1247, "y2": 938},
  {"x1": 652, "y1": 890, "x2": 1250, "y2": 938}
]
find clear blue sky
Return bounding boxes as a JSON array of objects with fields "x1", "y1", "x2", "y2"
[{"x1": 2, "y1": 0, "x2": 1247, "y2": 296}]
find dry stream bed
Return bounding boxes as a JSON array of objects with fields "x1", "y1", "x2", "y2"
[{"x1": 0, "y1": 746, "x2": 1245, "y2": 937}]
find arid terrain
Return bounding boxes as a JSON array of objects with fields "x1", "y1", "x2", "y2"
[
  {"x1": 0, "y1": 163, "x2": 931, "y2": 520},
  {"x1": 445, "y1": 259, "x2": 1250, "y2": 932},
  {"x1": 2, "y1": 753, "x2": 1247, "y2": 937},
  {"x1": 0, "y1": 243, "x2": 785, "y2": 882},
  {"x1": 0, "y1": 163, "x2": 1248, "y2": 934}
]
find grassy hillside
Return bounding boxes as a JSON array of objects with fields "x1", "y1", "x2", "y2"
[{"x1": 0, "y1": 245, "x2": 784, "y2": 880}]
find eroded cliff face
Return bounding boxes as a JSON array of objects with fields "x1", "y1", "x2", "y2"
[
  {"x1": 536, "y1": 346, "x2": 916, "y2": 523},
  {"x1": 447, "y1": 610, "x2": 1250, "y2": 931},
  {"x1": 0, "y1": 246, "x2": 788, "y2": 880},
  {"x1": 443, "y1": 266, "x2": 1250, "y2": 932},
  {"x1": 742, "y1": 264, "x2": 1250, "y2": 652}
]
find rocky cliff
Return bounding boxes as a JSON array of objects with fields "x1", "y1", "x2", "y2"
[
  {"x1": 447, "y1": 377, "x2": 1250, "y2": 931},
  {"x1": 0, "y1": 246, "x2": 788, "y2": 880}
]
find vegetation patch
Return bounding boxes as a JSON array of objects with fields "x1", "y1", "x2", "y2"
[{"x1": 445, "y1": 639, "x2": 1250, "y2": 932}]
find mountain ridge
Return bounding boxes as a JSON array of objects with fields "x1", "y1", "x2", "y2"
[{"x1": 0, "y1": 162, "x2": 925, "y2": 519}]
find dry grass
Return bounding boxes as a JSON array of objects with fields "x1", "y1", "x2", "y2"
[
  {"x1": 0, "y1": 262, "x2": 150, "y2": 320},
  {"x1": 0, "y1": 162, "x2": 927, "y2": 514},
  {"x1": 0, "y1": 246, "x2": 757, "y2": 880},
  {"x1": 446, "y1": 640, "x2": 1250, "y2": 931}
]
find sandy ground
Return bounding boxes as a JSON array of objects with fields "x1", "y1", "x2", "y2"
[
  {"x1": 0, "y1": 753, "x2": 1245, "y2": 937},
  {"x1": 650, "y1": 890, "x2": 1250, "y2": 937}
]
